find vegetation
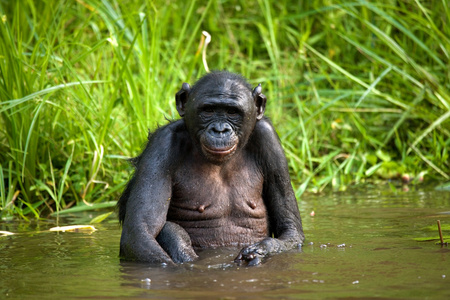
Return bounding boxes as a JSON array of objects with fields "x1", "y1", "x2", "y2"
[{"x1": 1, "y1": 0, "x2": 449, "y2": 220}]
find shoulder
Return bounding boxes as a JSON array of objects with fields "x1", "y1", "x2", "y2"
[
  {"x1": 248, "y1": 117, "x2": 288, "y2": 169},
  {"x1": 145, "y1": 119, "x2": 191, "y2": 151},
  {"x1": 252, "y1": 117, "x2": 281, "y2": 145},
  {"x1": 150, "y1": 119, "x2": 187, "y2": 141},
  {"x1": 136, "y1": 119, "x2": 189, "y2": 168}
]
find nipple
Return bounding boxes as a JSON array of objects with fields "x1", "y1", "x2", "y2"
[{"x1": 198, "y1": 205, "x2": 206, "y2": 213}]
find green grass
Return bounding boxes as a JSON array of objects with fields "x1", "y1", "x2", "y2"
[{"x1": 1, "y1": 0, "x2": 449, "y2": 219}]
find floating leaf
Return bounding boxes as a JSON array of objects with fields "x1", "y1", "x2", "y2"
[
  {"x1": 0, "y1": 231, "x2": 15, "y2": 236},
  {"x1": 422, "y1": 224, "x2": 450, "y2": 231},
  {"x1": 49, "y1": 225, "x2": 97, "y2": 232},
  {"x1": 435, "y1": 182, "x2": 450, "y2": 191},
  {"x1": 413, "y1": 236, "x2": 450, "y2": 242}
]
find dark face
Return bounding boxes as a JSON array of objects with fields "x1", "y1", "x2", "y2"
[
  {"x1": 176, "y1": 72, "x2": 266, "y2": 164},
  {"x1": 186, "y1": 79, "x2": 256, "y2": 163}
]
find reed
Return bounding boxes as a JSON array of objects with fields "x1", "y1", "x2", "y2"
[{"x1": 1, "y1": 0, "x2": 449, "y2": 219}]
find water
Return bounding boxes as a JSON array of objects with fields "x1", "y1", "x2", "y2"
[{"x1": 1, "y1": 186, "x2": 449, "y2": 299}]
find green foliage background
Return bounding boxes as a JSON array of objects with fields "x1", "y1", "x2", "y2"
[{"x1": 1, "y1": 0, "x2": 449, "y2": 219}]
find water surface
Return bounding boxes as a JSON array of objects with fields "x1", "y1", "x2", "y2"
[{"x1": 1, "y1": 186, "x2": 449, "y2": 299}]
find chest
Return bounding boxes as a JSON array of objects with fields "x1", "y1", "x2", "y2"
[{"x1": 168, "y1": 156, "x2": 266, "y2": 221}]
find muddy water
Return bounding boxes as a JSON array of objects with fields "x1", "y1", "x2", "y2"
[{"x1": 1, "y1": 186, "x2": 449, "y2": 299}]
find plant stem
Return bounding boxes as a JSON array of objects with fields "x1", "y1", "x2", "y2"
[{"x1": 437, "y1": 220, "x2": 445, "y2": 245}]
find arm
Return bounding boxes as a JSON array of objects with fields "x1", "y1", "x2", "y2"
[
  {"x1": 235, "y1": 118, "x2": 304, "y2": 265},
  {"x1": 119, "y1": 125, "x2": 177, "y2": 264}
]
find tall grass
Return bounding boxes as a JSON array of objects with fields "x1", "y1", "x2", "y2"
[{"x1": 0, "y1": 0, "x2": 449, "y2": 219}]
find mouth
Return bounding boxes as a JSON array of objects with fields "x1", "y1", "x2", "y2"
[{"x1": 202, "y1": 143, "x2": 237, "y2": 156}]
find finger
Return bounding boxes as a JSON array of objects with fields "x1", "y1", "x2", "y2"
[
  {"x1": 245, "y1": 253, "x2": 256, "y2": 261},
  {"x1": 234, "y1": 252, "x2": 243, "y2": 263},
  {"x1": 248, "y1": 256, "x2": 261, "y2": 266}
]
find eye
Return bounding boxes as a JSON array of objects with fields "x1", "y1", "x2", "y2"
[
  {"x1": 227, "y1": 108, "x2": 238, "y2": 115},
  {"x1": 200, "y1": 108, "x2": 214, "y2": 118}
]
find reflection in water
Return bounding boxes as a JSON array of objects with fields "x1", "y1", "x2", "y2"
[
  {"x1": 119, "y1": 247, "x2": 304, "y2": 293},
  {"x1": 0, "y1": 187, "x2": 449, "y2": 299}
]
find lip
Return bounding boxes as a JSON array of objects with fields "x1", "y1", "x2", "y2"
[{"x1": 202, "y1": 143, "x2": 237, "y2": 156}]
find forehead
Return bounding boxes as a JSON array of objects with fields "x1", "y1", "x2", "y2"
[
  {"x1": 187, "y1": 73, "x2": 255, "y2": 110},
  {"x1": 192, "y1": 77, "x2": 251, "y2": 99},
  {"x1": 190, "y1": 72, "x2": 252, "y2": 99}
]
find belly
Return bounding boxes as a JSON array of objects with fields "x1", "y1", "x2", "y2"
[
  {"x1": 167, "y1": 195, "x2": 270, "y2": 248},
  {"x1": 168, "y1": 216, "x2": 269, "y2": 248}
]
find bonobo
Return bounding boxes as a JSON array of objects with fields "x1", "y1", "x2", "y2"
[{"x1": 118, "y1": 71, "x2": 304, "y2": 266}]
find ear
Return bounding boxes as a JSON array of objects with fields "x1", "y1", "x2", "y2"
[
  {"x1": 175, "y1": 82, "x2": 191, "y2": 117},
  {"x1": 252, "y1": 83, "x2": 267, "y2": 120}
]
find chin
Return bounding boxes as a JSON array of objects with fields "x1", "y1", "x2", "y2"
[{"x1": 201, "y1": 143, "x2": 237, "y2": 164}]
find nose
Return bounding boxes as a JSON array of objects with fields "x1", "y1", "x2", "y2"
[{"x1": 210, "y1": 123, "x2": 232, "y2": 136}]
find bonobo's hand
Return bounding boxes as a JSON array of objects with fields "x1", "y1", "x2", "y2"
[{"x1": 234, "y1": 238, "x2": 281, "y2": 266}]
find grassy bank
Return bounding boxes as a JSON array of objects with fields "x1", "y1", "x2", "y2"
[{"x1": 1, "y1": 0, "x2": 449, "y2": 219}]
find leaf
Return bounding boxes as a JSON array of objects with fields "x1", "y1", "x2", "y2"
[
  {"x1": 422, "y1": 224, "x2": 450, "y2": 232},
  {"x1": 435, "y1": 182, "x2": 450, "y2": 191},
  {"x1": 376, "y1": 149, "x2": 391, "y2": 162},
  {"x1": 410, "y1": 110, "x2": 450, "y2": 151},
  {"x1": 413, "y1": 236, "x2": 450, "y2": 242},
  {"x1": 56, "y1": 144, "x2": 75, "y2": 213},
  {"x1": 0, "y1": 80, "x2": 106, "y2": 112},
  {"x1": 0, "y1": 231, "x2": 15, "y2": 236},
  {"x1": 50, "y1": 201, "x2": 117, "y2": 216},
  {"x1": 365, "y1": 162, "x2": 383, "y2": 176},
  {"x1": 90, "y1": 212, "x2": 113, "y2": 224},
  {"x1": 49, "y1": 225, "x2": 96, "y2": 233}
]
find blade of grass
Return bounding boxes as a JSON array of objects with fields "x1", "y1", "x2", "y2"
[
  {"x1": 304, "y1": 43, "x2": 408, "y2": 110},
  {"x1": 409, "y1": 109, "x2": 450, "y2": 152},
  {"x1": 56, "y1": 144, "x2": 75, "y2": 214},
  {"x1": 355, "y1": 66, "x2": 392, "y2": 108},
  {"x1": 0, "y1": 81, "x2": 106, "y2": 113}
]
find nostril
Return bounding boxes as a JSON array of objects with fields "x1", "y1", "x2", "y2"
[
  {"x1": 221, "y1": 123, "x2": 232, "y2": 133},
  {"x1": 210, "y1": 123, "x2": 232, "y2": 135},
  {"x1": 213, "y1": 125, "x2": 227, "y2": 132}
]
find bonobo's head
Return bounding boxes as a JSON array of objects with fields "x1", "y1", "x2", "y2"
[{"x1": 176, "y1": 71, "x2": 266, "y2": 163}]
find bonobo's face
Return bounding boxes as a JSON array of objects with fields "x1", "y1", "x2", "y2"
[
  {"x1": 186, "y1": 79, "x2": 256, "y2": 163},
  {"x1": 178, "y1": 73, "x2": 263, "y2": 163}
]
